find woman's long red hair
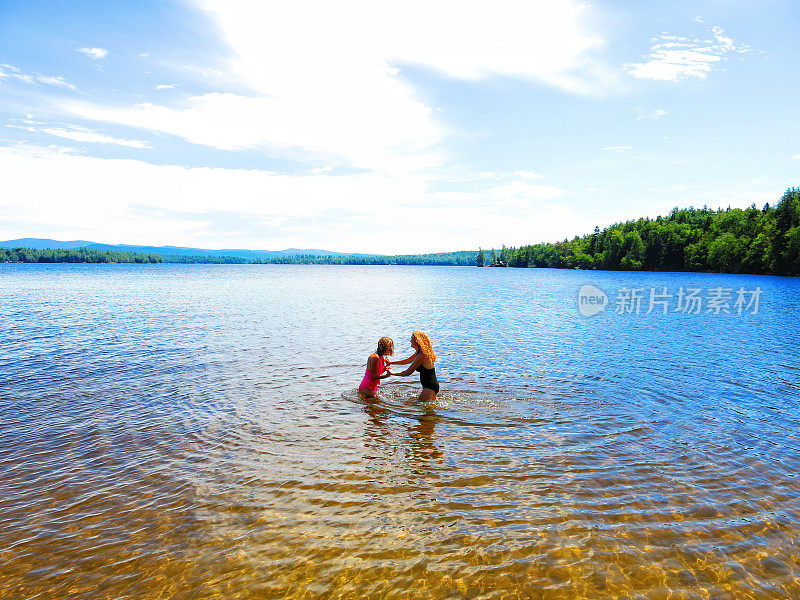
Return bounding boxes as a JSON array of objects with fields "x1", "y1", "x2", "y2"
[{"x1": 412, "y1": 331, "x2": 436, "y2": 361}]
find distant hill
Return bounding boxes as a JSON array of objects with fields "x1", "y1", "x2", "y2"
[
  {"x1": 0, "y1": 238, "x2": 374, "y2": 260},
  {"x1": 0, "y1": 238, "x2": 96, "y2": 250}
]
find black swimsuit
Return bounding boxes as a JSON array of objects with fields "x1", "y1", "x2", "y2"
[{"x1": 416, "y1": 364, "x2": 440, "y2": 394}]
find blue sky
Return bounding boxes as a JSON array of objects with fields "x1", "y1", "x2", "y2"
[{"x1": 0, "y1": 0, "x2": 798, "y2": 253}]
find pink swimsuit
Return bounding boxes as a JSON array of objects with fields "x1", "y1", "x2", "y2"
[{"x1": 359, "y1": 355, "x2": 386, "y2": 393}]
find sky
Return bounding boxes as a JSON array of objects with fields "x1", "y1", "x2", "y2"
[{"x1": 0, "y1": 0, "x2": 798, "y2": 254}]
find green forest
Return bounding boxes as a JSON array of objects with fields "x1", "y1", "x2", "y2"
[
  {"x1": 254, "y1": 251, "x2": 475, "y2": 266},
  {"x1": 0, "y1": 247, "x2": 474, "y2": 266},
  {"x1": 0, "y1": 247, "x2": 163, "y2": 263},
  {"x1": 167, "y1": 255, "x2": 250, "y2": 264},
  {"x1": 481, "y1": 188, "x2": 800, "y2": 276}
]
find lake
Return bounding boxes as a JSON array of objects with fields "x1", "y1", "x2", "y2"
[{"x1": 1, "y1": 264, "x2": 798, "y2": 599}]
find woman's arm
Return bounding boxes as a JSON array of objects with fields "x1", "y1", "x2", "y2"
[
  {"x1": 395, "y1": 354, "x2": 424, "y2": 377},
  {"x1": 389, "y1": 351, "x2": 418, "y2": 366}
]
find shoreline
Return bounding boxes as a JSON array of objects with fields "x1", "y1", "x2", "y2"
[{"x1": 1, "y1": 260, "x2": 796, "y2": 278}]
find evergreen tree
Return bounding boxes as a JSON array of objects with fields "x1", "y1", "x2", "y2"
[
  {"x1": 773, "y1": 188, "x2": 800, "y2": 273},
  {"x1": 499, "y1": 244, "x2": 509, "y2": 264},
  {"x1": 588, "y1": 226, "x2": 600, "y2": 254}
]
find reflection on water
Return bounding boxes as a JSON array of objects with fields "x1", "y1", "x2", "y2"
[
  {"x1": 1, "y1": 264, "x2": 799, "y2": 599},
  {"x1": 361, "y1": 394, "x2": 444, "y2": 462}
]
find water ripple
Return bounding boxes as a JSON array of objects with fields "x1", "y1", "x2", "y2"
[{"x1": 1, "y1": 264, "x2": 799, "y2": 599}]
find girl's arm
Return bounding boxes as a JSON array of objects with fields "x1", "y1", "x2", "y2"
[
  {"x1": 390, "y1": 351, "x2": 418, "y2": 366},
  {"x1": 367, "y1": 355, "x2": 381, "y2": 379},
  {"x1": 380, "y1": 359, "x2": 394, "y2": 378},
  {"x1": 395, "y1": 354, "x2": 424, "y2": 377}
]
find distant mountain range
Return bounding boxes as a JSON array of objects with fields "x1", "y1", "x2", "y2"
[{"x1": 0, "y1": 238, "x2": 374, "y2": 260}]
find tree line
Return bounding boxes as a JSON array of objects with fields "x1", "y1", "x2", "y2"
[
  {"x1": 4, "y1": 188, "x2": 797, "y2": 273},
  {"x1": 0, "y1": 247, "x2": 475, "y2": 266},
  {"x1": 0, "y1": 247, "x2": 163, "y2": 263},
  {"x1": 253, "y1": 251, "x2": 475, "y2": 266},
  {"x1": 479, "y1": 188, "x2": 800, "y2": 276},
  {"x1": 166, "y1": 255, "x2": 250, "y2": 264}
]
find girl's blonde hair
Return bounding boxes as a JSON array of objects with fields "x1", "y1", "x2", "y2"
[
  {"x1": 411, "y1": 331, "x2": 436, "y2": 361},
  {"x1": 377, "y1": 336, "x2": 394, "y2": 356}
]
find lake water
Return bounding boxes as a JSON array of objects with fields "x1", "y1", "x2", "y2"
[{"x1": 1, "y1": 264, "x2": 799, "y2": 599}]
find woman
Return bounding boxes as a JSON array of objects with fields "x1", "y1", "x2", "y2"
[{"x1": 387, "y1": 330, "x2": 439, "y2": 402}]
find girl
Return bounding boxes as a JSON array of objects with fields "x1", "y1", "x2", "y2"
[
  {"x1": 359, "y1": 336, "x2": 394, "y2": 397},
  {"x1": 386, "y1": 330, "x2": 439, "y2": 402}
]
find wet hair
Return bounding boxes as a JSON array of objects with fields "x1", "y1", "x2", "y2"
[
  {"x1": 411, "y1": 331, "x2": 436, "y2": 361},
  {"x1": 376, "y1": 336, "x2": 394, "y2": 356}
]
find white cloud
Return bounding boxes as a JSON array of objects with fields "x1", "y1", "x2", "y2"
[
  {"x1": 0, "y1": 63, "x2": 21, "y2": 82},
  {"x1": 511, "y1": 171, "x2": 543, "y2": 180},
  {"x1": 78, "y1": 47, "x2": 108, "y2": 59},
  {"x1": 62, "y1": 1, "x2": 608, "y2": 175},
  {"x1": 603, "y1": 146, "x2": 632, "y2": 152},
  {"x1": 0, "y1": 64, "x2": 76, "y2": 90},
  {"x1": 199, "y1": 0, "x2": 607, "y2": 86},
  {"x1": 469, "y1": 170, "x2": 542, "y2": 182},
  {"x1": 485, "y1": 180, "x2": 563, "y2": 202},
  {"x1": 7, "y1": 123, "x2": 149, "y2": 148},
  {"x1": 636, "y1": 108, "x2": 666, "y2": 121},
  {"x1": 711, "y1": 26, "x2": 739, "y2": 52},
  {"x1": 0, "y1": 144, "x2": 581, "y2": 252},
  {"x1": 35, "y1": 75, "x2": 77, "y2": 91},
  {"x1": 156, "y1": 84, "x2": 176, "y2": 90},
  {"x1": 794, "y1": 154, "x2": 800, "y2": 159},
  {"x1": 68, "y1": 88, "x2": 442, "y2": 175},
  {"x1": 626, "y1": 26, "x2": 749, "y2": 82},
  {"x1": 0, "y1": 144, "x2": 430, "y2": 250},
  {"x1": 41, "y1": 128, "x2": 150, "y2": 148}
]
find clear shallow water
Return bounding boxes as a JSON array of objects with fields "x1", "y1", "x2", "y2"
[{"x1": 1, "y1": 264, "x2": 798, "y2": 599}]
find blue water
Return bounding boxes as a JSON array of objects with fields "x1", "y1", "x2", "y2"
[{"x1": 1, "y1": 264, "x2": 798, "y2": 599}]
